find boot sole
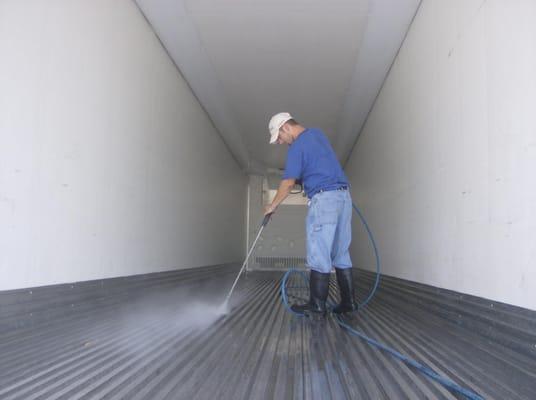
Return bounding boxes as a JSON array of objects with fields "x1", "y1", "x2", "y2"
[
  {"x1": 303, "y1": 310, "x2": 327, "y2": 320},
  {"x1": 332, "y1": 309, "x2": 358, "y2": 315}
]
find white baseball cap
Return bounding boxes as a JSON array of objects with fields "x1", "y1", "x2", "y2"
[{"x1": 268, "y1": 112, "x2": 293, "y2": 144}]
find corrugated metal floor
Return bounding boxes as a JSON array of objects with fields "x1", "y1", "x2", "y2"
[{"x1": 1, "y1": 267, "x2": 534, "y2": 400}]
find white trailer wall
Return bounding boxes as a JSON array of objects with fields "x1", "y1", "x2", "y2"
[
  {"x1": 0, "y1": 0, "x2": 247, "y2": 290},
  {"x1": 346, "y1": 0, "x2": 536, "y2": 310}
]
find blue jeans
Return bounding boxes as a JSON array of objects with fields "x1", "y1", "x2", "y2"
[{"x1": 306, "y1": 190, "x2": 352, "y2": 273}]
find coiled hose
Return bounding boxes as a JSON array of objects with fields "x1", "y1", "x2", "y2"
[{"x1": 280, "y1": 202, "x2": 484, "y2": 400}]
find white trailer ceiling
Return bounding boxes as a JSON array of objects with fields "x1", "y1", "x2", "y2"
[{"x1": 135, "y1": 0, "x2": 421, "y2": 172}]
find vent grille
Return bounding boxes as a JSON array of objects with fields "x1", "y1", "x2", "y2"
[{"x1": 254, "y1": 256, "x2": 306, "y2": 270}]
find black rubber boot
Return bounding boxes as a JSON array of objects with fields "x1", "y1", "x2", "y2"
[
  {"x1": 291, "y1": 270, "x2": 330, "y2": 318},
  {"x1": 332, "y1": 268, "x2": 358, "y2": 314}
]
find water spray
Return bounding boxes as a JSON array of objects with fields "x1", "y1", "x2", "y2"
[{"x1": 220, "y1": 212, "x2": 273, "y2": 313}]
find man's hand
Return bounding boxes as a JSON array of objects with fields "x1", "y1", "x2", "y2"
[{"x1": 264, "y1": 204, "x2": 275, "y2": 216}]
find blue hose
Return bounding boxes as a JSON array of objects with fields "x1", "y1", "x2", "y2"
[
  {"x1": 352, "y1": 203, "x2": 380, "y2": 307},
  {"x1": 280, "y1": 269, "x2": 309, "y2": 317},
  {"x1": 280, "y1": 202, "x2": 484, "y2": 400}
]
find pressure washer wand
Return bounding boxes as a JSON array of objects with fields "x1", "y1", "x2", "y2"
[{"x1": 223, "y1": 212, "x2": 273, "y2": 307}]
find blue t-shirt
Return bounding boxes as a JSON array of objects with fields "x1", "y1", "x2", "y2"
[{"x1": 282, "y1": 128, "x2": 349, "y2": 198}]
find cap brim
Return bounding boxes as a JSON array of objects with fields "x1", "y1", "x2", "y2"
[{"x1": 269, "y1": 131, "x2": 279, "y2": 144}]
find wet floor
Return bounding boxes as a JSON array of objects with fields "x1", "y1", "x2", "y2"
[{"x1": 1, "y1": 267, "x2": 534, "y2": 399}]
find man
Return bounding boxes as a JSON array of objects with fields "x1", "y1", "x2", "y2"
[{"x1": 264, "y1": 112, "x2": 358, "y2": 317}]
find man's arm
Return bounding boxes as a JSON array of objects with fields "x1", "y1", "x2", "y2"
[{"x1": 264, "y1": 178, "x2": 296, "y2": 215}]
